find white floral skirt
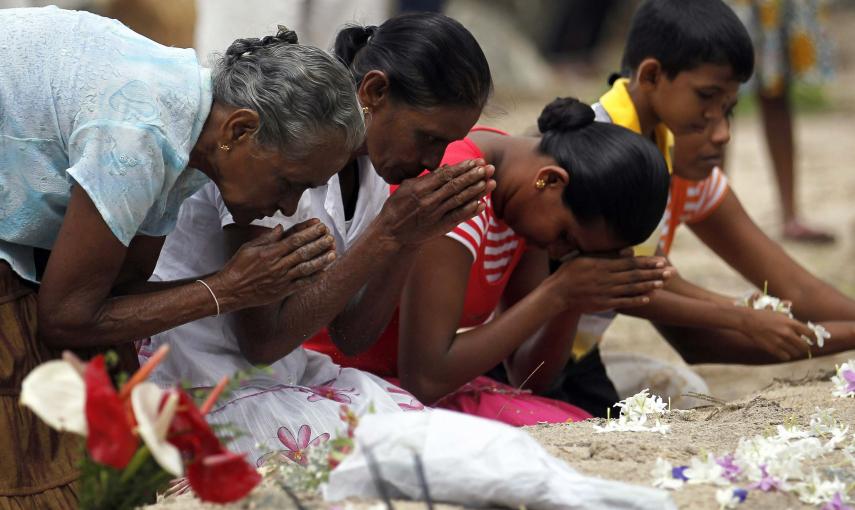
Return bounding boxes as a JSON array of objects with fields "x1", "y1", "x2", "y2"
[{"x1": 202, "y1": 350, "x2": 424, "y2": 466}]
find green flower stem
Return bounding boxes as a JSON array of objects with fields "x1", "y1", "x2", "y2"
[{"x1": 121, "y1": 445, "x2": 151, "y2": 484}]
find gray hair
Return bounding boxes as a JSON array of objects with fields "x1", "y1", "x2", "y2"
[{"x1": 212, "y1": 28, "x2": 364, "y2": 160}]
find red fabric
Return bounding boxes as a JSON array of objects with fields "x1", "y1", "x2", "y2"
[
  {"x1": 304, "y1": 128, "x2": 524, "y2": 376},
  {"x1": 435, "y1": 376, "x2": 592, "y2": 425}
]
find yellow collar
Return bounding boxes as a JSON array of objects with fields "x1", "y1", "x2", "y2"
[{"x1": 599, "y1": 78, "x2": 674, "y2": 172}]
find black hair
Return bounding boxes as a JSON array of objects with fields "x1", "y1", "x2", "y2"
[
  {"x1": 538, "y1": 98, "x2": 670, "y2": 246},
  {"x1": 224, "y1": 25, "x2": 299, "y2": 67},
  {"x1": 333, "y1": 12, "x2": 492, "y2": 109},
  {"x1": 620, "y1": 0, "x2": 754, "y2": 82}
]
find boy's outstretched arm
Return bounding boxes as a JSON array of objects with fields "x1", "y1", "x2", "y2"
[{"x1": 689, "y1": 191, "x2": 855, "y2": 321}]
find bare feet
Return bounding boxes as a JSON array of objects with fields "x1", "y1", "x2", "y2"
[{"x1": 783, "y1": 219, "x2": 836, "y2": 244}]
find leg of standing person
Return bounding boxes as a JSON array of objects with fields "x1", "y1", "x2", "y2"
[{"x1": 759, "y1": 86, "x2": 834, "y2": 242}]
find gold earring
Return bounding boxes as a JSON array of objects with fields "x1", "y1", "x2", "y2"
[
  {"x1": 218, "y1": 143, "x2": 231, "y2": 152},
  {"x1": 535, "y1": 179, "x2": 546, "y2": 189},
  {"x1": 362, "y1": 106, "x2": 370, "y2": 116}
]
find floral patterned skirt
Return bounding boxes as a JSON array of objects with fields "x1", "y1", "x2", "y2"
[
  {"x1": 728, "y1": 0, "x2": 835, "y2": 96},
  {"x1": 203, "y1": 349, "x2": 424, "y2": 467}
]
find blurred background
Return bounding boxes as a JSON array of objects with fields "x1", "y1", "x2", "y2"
[{"x1": 3, "y1": 0, "x2": 855, "y2": 402}]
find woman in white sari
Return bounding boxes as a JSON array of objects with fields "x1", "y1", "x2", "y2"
[{"x1": 146, "y1": 12, "x2": 494, "y2": 466}]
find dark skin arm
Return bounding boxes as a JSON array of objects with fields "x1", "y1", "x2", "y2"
[
  {"x1": 37, "y1": 186, "x2": 335, "y2": 349},
  {"x1": 631, "y1": 191, "x2": 855, "y2": 363},
  {"x1": 497, "y1": 249, "x2": 580, "y2": 393},
  {"x1": 690, "y1": 191, "x2": 855, "y2": 320},
  {"x1": 229, "y1": 160, "x2": 494, "y2": 364},
  {"x1": 398, "y1": 236, "x2": 670, "y2": 404}
]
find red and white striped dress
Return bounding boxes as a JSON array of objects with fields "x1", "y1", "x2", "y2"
[{"x1": 304, "y1": 128, "x2": 591, "y2": 426}]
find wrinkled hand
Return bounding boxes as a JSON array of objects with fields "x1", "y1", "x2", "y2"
[
  {"x1": 210, "y1": 220, "x2": 336, "y2": 310},
  {"x1": 545, "y1": 250, "x2": 671, "y2": 313},
  {"x1": 739, "y1": 308, "x2": 814, "y2": 361},
  {"x1": 375, "y1": 159, "x2": 496, "y2": 247}
]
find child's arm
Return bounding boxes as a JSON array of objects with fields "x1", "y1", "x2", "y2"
[
  {"x1": 689, "y1": 192, "x2": 855, "y2": 321},
  {"x1": 397, "y1": 237, "x2": 666, "y2": 404},
  {"x1": 620, "y1": 288, "x2": 816, "y2": 361}
]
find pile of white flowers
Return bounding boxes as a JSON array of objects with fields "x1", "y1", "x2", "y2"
[
  {"x1": 593, "y1": 389, "x2": 670, "y2": 435},
  {"x1": 648, "y1": 374, "x2": 855, "y2": 509}
]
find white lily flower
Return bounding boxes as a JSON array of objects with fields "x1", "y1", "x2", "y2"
[
  {"x1": 19, "y1": 360, "x2": 87, "y2": 435},
  {"x1": 685, "y1": 453, "x2": 728, "y2": 486},
  {"x1": 715, "y1": 487, "x2": 745, "y2": 509},
  {"x1": 775, "y1": 424, "x2": 811, "y2": 442},
  {"x1": 650, "y1": 458, "x2": 685, "y2": 490},
  {"x1": 792, "y1": 470, "x2": 846, "y2": 505},
  {"x1": 743, "y1": 293, "x2": 793, "y2": 318},
  {"x1": 593, "y1": 389, "x2": 670, "y2": 434},
  {"x1": 803, "y1": 322, "x2": 831, "y2": 348},
  {"x1": 131, "y1": 383, "x2": 184, "y2": 477}
]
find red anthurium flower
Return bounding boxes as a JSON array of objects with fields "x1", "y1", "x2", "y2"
[
  {"x1": 186, "y1": 450, "x2": 262, "y2": 503},
  {"x1": 166, "y1": 390, "x2": 221, "y2": 458},
  {"x1": 166, "y1": 389, "x2": 260, "y2": 503},
  {"x1": 84, "y1": 355, "x2": 138, "y2": 469}
]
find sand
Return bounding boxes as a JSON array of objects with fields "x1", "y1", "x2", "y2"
[{"x1": 529, "y1": 378, "x2": 854, "y2": 510}]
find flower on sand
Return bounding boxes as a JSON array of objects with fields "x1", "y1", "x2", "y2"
[
  {"x1": 650, "y1": 458, "x2": 685, "y2": 490},
  {"x1": 684, "y1": 453, "x2": 729, "y2": 486},
  {"x1": 822, "y1": 492, "x2": 855, "y2": 510},
  {"x1": 716, "y1": 454, "x2": 742, "y2": 482},
  {"x1": 715, "y1": 487, "x2": 747, "y2": 509},
  {"x1": 792, "y1": 470, "x2": 847, "y2": 506},
  {"x1": 831, "y1": 361, "x2": 855, "y2": 398},
  {"x1": 747, "y1": 465, "x2": 783, "y2": 492},
  {"x1": 594, "y1": 389, "x2": 670, "y2": 434}
]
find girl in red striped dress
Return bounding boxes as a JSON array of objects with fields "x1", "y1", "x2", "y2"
[{"x1": 307, "y1": 98, "x2": 672, "y2": 425}]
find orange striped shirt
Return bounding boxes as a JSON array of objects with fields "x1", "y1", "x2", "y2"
[{"x1": 659, "y1": 168, "x2": 730, "y2": 255}]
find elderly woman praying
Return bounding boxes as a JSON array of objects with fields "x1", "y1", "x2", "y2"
[{"x1": 0, "y1": 6, "x2": 363, "y2": 507}]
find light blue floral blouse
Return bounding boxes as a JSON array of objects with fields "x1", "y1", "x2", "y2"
[{"x1": 0, "y1": 6, "x2": 212, "y2": 281}]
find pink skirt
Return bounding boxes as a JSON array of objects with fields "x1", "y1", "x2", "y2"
[{"x1": 433, "y1": 376, "x2": 591, "y2": 426}]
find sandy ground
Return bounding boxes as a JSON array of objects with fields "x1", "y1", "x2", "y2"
[
  {"x1": 530, "y1": 378, "x2": 855, "y2": 510},
  {"x1": 147, "y1": 5, "x2": 855, "y2": 509}
]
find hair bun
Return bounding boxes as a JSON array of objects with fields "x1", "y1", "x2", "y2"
[
  {"x1": 273, "y1": 25, "x2": 299, "y2": 44},
  {"x1": 225, "y1": 27, "x2": 299, "y2": 66},
  {"x1": 537, "y1": 97, "x2": 595, "y2": 134},
  {"x1": 333, "y1": 24, "x2": 379, "y2": 67}
]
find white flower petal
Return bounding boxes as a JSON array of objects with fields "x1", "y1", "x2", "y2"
[
  {"x1": 19, "y1": 360, "x2": 87, "y2": 435},
  {"x1": 131, "y1": 383, "x2": 184, "y2": 477}
]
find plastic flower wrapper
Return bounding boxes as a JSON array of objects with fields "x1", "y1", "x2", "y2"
[
  {"x1": 715, "y1": 487, "x2": 747, "y2": 509},
  {"x1": 594, "y1": 388, "x2": 670, "y2": 434},
  {"x1": 792, "y1": 470, "x2": 847, "y2": 506},
  {"x1": 831, "y1": 360, "x2": 855, "y2": 398},
  {"x1": 19, "y1": 346, "x2": 260, "y2": 509},
  {"x1": 650, "y1": 458, "x2": 686, "y2": 490},
  {"x1": 327, "y1": 409, "x2": 677, "y2": 509},
  {"x1": 684, "y1": 453, "x2": 729, "y2": 486}
]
